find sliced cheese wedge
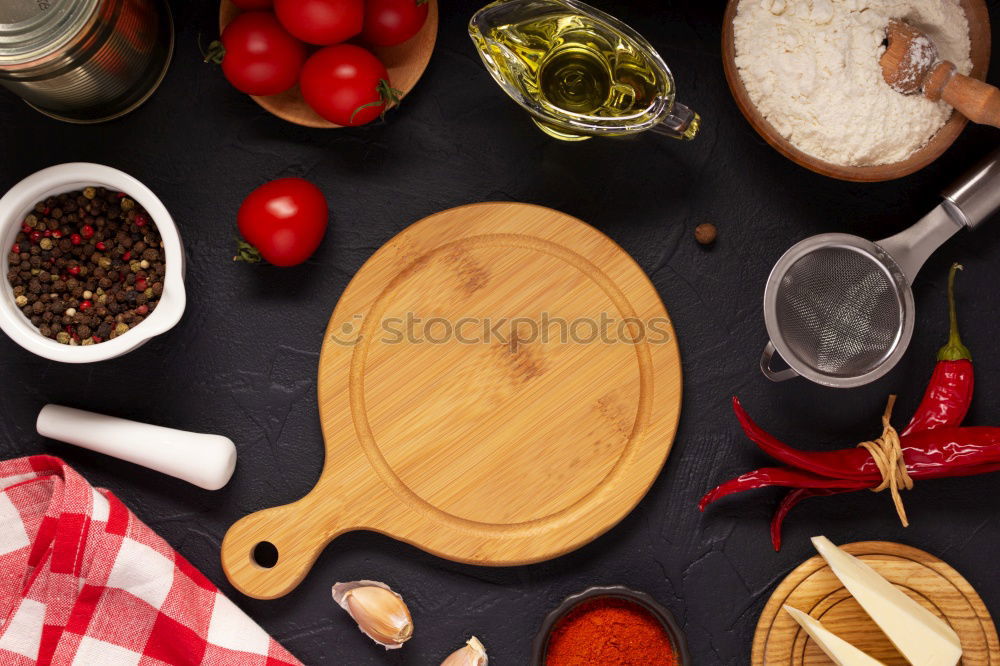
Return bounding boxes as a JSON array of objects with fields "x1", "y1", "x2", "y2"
[
  {"x1": 783, "y1": 605, "x2": 886, "y2": 666},
  {"x1": 811, "y1": 536, "x2": 963, "y2": 666}
]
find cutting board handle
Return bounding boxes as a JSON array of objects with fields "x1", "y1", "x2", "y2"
[{"x1": 220, "y1": 496, "x2": 350, "y2": 600}]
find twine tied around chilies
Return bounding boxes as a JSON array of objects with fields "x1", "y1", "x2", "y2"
[{"x1": 856, "y1": 395, "x2": 914, "y2": 526}]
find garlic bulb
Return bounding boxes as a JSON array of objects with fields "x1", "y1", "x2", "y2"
[
  {"x1": 332, "y1": 581, "x2": 413, "y2": 649},
  {"x1": 441, "y1": 636, "x2": 488, "y2": 666}
]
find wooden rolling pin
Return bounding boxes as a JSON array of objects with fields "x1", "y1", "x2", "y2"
[{"x1": 881, "y1": 19, "x2": 1000, "y2": 129}]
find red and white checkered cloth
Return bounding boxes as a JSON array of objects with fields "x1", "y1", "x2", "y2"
[{"x1": 0, "y1": 455, "x2": 300, "y2": 666}]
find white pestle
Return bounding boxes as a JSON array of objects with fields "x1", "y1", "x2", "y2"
[{"x1": 36, "y1": 404, "x2": 236, "y2": 490}]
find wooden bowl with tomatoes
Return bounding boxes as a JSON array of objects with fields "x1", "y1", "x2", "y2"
[{"x1": 218, "y1": 0, "x2": 438, "y2": 128}]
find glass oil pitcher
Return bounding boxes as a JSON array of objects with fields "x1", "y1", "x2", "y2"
[{"x1": 469, "y1": 0, "x2": 700, "y2": 141}]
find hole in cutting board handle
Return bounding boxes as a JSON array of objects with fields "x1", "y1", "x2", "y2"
[{"x1": 252, "y1": 541, "x2": 279, "y2": 568}]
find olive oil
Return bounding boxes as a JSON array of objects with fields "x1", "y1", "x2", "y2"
[
  {"x1": 539, "y1": 44, "x2": 615, "y2": 114},
  {"x1": 469, "y1": 0, "x2": 700, "y2": 141},
  {"x1": 487, "y1": 14, "x2": 664, "y2": 122}
]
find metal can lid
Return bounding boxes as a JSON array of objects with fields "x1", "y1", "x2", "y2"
[{"x1": 0, "y1": 0, "x2": 100, "y2": 65}]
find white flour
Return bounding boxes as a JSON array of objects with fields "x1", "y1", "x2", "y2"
[{"x1": 734, "y1": 0, "x2": 972, "y2": 166}]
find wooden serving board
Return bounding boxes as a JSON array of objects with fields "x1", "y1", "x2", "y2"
[
  {"x1": 753, "y1": 541, "x2": 1000, "y2": 665},
  {"x1": 221, "y1": 203, "x2": 682, "y2": 599}
]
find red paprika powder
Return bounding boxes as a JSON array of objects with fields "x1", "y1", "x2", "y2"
[{"x1": 544, "y1": 597, "x2": 677, "y2": 666}]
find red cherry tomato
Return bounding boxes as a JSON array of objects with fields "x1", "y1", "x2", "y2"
[
  {"x1": 231, "y1": 0, "x2": 273, "y2": 9},
  {"x1": 363, "y1": 0, "x2": 428, "y2": 47},
  {"x1": 300, "y1": 45, "x2": 397, "y2": 126},
  {"x1": 236, "y1": 178, "x2": 328, "y2": 267},
  {"x1": 220, "y1": 12, "x2": 306, "y2": 96},
  {"x1": 274, "y1": 0, "x2": 363, "y2": 45}
]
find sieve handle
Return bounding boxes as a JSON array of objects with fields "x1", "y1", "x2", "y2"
[
  {"x1": 760, "y1": 341, "x2": 799, "y2": 382},
  {"x1": 942, "y1": 149, "x2": 1000, "y2": 229}
]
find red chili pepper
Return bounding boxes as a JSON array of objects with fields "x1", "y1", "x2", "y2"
[
  {"x1": 770, "y1": 488, "x2": 853, "y2": 551},
  {"x1": 703, "y1": 403, "x2": 1000, "y2": 549},
  {"x1": 730, "y1": 403, "x2": 1000, "y2": 481},
  {"x1": 900, "y1": 263, "x2": 973, "y2": 437},
  {"x1": 769, "y1": 454, "x2": 1000, "y2": 550},
  {"x1": 699, "y1": 468, "x2": 870, "y2": 510},
  {"x1": 701, "y1": 449, "x2": 1000, "y2": 510},
  {"x1": 731, "y1": 397, "x2": 867, "y2": 478},
  {"x1": 731, "y1": 396, "x2": 1000, "y2": 481}
]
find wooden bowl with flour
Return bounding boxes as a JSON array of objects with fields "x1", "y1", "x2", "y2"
[{"x1": 722, "y1": 0, "x2": 990, "y2": 182}]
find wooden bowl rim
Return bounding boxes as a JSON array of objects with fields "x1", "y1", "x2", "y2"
[
  {"x1": 722, "y1": 0, "x2": 991, "y2": 182},
  {"x1": 218, "y1": 0, "x2": 439, "y2": 129}
]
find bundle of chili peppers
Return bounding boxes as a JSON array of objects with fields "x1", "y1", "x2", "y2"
[{"x1": 700, "y1": 264, "x2": 995, "y2": 551}]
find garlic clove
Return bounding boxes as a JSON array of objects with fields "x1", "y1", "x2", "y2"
[
  {"x1": 332, "y1": 580, "x2": 413, "y2": 649},
  {"x1": 440, "y1": 636, "x2": 488, "y2": 666}
]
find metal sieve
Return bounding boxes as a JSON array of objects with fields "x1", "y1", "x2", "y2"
[{"x1": 761, "y1": 149, "x2": 1000, "y2": 388}]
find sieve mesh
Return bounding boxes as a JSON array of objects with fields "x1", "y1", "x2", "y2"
[{"x1": 773, "y1": 246, "x2": 903, "y2": 378}]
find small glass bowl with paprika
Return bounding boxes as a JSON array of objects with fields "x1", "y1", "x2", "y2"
[{"x1": 530, "y1": 585, "x2": 689, "y2": 666}]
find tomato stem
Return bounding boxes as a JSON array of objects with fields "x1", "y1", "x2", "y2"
[
  {"x1": 233, "y1": 238, "x2": 263, "y2": 264},
  {"x1": 203, "y1": 39, "x2": 225, "y2": 65},
  {"x1": 349, "y1": 79, "x2": 403, "y2": 124}
]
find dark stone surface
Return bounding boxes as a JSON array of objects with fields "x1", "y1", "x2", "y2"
[{"x1": 2, "y1": 1, "x2": 1000, "y2": 663}]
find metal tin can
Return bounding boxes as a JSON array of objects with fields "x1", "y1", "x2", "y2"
[{"x1": 0, "y1": 0, "x2": 173, "y2": 123}]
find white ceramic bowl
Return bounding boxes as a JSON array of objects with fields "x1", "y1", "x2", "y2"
[{"x1": 0, "y1": 163, "x2": 186, "y2": 363}]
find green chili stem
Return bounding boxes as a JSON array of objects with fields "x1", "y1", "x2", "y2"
[{"x1": 937, "y1": 262, "x2": 971, "y2": 361}]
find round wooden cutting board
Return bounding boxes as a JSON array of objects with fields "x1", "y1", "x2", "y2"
[
  {"x1": 753, "y1": 541, "x2": 1000, "y2": 665},
  {"x1": 221, "y1": 203, "x2": 682, "y2": 599}
]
